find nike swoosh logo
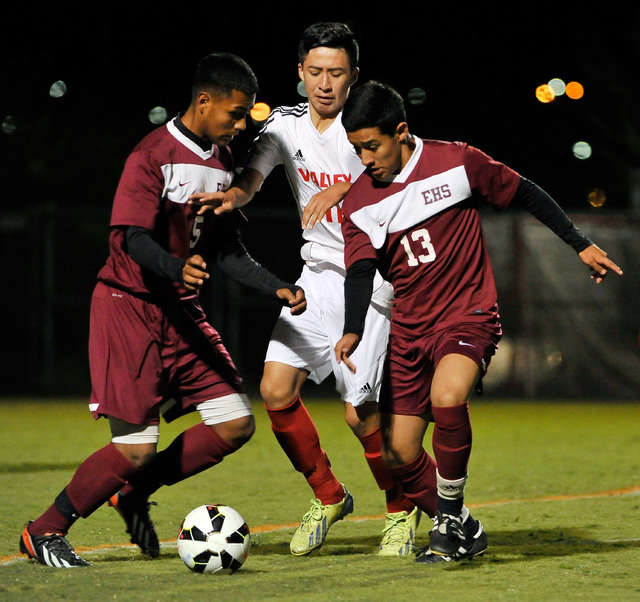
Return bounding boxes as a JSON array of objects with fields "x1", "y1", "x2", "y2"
[
  {"x1": 458, "y1": 341, "x2": 476, "y2": 348},
  {"x1": 378, "y1": 220, "x2": 387, "y2": 227},
  {"x1": 179, "y1": 181, "x2": 190, "y2": 187}
]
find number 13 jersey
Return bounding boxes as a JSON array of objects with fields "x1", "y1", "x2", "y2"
[{"x1": 341, "y1": 137, "x2": 521, "y2": 336}]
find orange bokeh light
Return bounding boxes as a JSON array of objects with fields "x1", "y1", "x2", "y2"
[
  {"x1": 566, "y1": 81, "x2": 584, "y2": 100},
  {"x1": 250, "y1": 102, "x2": 271, "y2": 122},
  {"x1": 535, "y1": 84, "x2": 555, "y2": 103}
]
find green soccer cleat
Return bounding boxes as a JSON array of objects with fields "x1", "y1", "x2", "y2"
[
  {"x1": 290, "y1": 485, "x2": 354, "y2": 555},
  {"x1": 378, "y1": 506, "x2": 421, "y2": 556}
]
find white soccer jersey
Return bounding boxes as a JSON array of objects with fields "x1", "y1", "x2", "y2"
[{"x1": 247, "y1": 103, "x2": 364, "y2": 268}]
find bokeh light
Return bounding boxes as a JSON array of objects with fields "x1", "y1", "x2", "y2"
[
  {"x1": 49, "y1": 80, "x2": 67, "y2": 98},
  {"x1": 566, "y1": 81, "x2": 584, "y2": 99},
  {"x1": 297, "y1": 81, "x2": 307, "y2": 98},
  {"x1": 250, "y1": 102, "x2": 271, "y2": 124},
  {"x1": 572, "y1": 141, "x2": 592, "y2": 159},
  {"x1": 535, "y1": 84, "x2": 555, "y2": 103},
  {"x1": 548, "y1": 78, "x2": 566, "y2": 96},
  {"x1": 588, "y1": 188, "x2": 606, "y2": 207},
  {"x1": 407, "y1": 87, "x2": 426, "y2": 105},
  {"x1": 148, "y1": 106, "x2": 168, "y2": 125},
  {"x1": 1, "y1": 115, "x2": 17, "y2": 134}
]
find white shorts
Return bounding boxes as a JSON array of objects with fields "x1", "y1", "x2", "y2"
[{"x1": 265, "y1": 263, "x2": 392, "y2": 406}]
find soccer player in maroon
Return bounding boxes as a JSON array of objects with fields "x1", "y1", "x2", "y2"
[
  {"x1": 19, "y1": 52, "x2": 306, "y2": 568},
  {"x1": 335, "y1": 81, "x2": 623, "y2": 563}
]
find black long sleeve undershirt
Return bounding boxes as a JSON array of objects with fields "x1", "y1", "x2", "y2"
[
  {"x1": 511, "y1": 177, "x2": 593, "y2": 252},
  {"x1": 342, "y1": 176, "x2": 594, "y2": 340},
  {"x1": 343, "y1": 258, "x2": 377, "y2": 339},
  {"x1": 125, "y1": 226, "x2": 300, "y2": 302}
]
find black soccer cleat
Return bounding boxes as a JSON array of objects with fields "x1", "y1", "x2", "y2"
[
  {"x1": 20, "y1": 521, "x2": 91, "y2": 568},
  {"x1": 428, "y1": 511, "x2": 467, "y2": 556},
  {"x1": 108, "y1": 493, "x2": 160, "y2": 558},
  {"x1": 416, "y1": 513, "x2": 488, "y2": 564}
]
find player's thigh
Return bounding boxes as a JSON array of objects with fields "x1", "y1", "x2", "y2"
[
  {"x1": 260, "y1": 361, "x2": 309, "y2": 408},
  {"x1": 332, "y1": 304, "x2": 390, "y2": 406},
  {"x1": 430, "y1": 323, "x2": 499, "y2": 407},
  {"x1": 430, "y1": 354, "x2": 481, "y2": 408},
  {"x1": 265, "y1": 300, "x2": 332, "y2": 386}
]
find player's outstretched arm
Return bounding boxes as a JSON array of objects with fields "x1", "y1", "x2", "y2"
[
  {"x1": 335, "y1": 333, "x2": 361, "y2": 374},
  {"x1": 578, "y1": 244, "x2": 623, "y2": 284},
  {"x1": 188, "y1": 168, "x2": 265, "y2": 215},
  {"x1": 301, "y1": 181, "x2": 351, "y2": 230}
]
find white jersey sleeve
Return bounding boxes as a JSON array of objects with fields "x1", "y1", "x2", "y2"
[{"x1": 246, "y1": 103, "x2": 365, "y2": 269}]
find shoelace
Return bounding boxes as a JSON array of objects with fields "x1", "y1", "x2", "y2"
[
  {"x1": 300, "y1": 499, "x2": 325, "y2": 528},
  {"x1": 380, "y1": 512, "x2": 408, "y2": 544},
  {"x1": 46, "y1": 535, "x2": 84, "y2": 562}
]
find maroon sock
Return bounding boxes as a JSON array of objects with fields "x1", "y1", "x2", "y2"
[
  {"x1": 29, "y1": 443, "x2": 137, "y2": 535},
  {"x1": 388, "y1": 449, "x2": 438, "y2": 518},
  {"x1": 122, "y1": 422, "x2": 238, "y2": 500},
  {"x1": 267, "y1": 397, "x2": 343, "y2": 505},
  {"x1": 431, "y1": 402, "x2": 472, "y2": 480},
  {"x1": 358, "y1": 428, "x2": 413, "y2": 514}
]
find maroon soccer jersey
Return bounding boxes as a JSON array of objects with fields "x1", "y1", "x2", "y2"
[
  {"x1": 97, "y1": 117, "x2": 236, "y2": 300},
  {"x1": 342, "y1": 138, "x2": 520, "y2": 336}
]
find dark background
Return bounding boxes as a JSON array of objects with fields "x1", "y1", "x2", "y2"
[{"x1": 1, "y1": 3, "x2": 639, "y2": 397}]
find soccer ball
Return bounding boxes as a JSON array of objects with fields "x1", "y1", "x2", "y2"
[{"x1": 177, "y1": 504, "x2": 251, "y2": 574}]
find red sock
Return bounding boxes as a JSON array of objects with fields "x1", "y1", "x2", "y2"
[
  {"x1": 388, "y1": 449, "x2": 438, "y2": 518},
  {"x1": 266, "y1": 397, "x2": 343, "y2": 505},
  {"x1": 431, "y1": 402, "x2": 472, "y2": 480},
  {"x1": 121, "y1": 422, "x2": 238, "y2": 500},
  {"x1": 30, "y1": 443, "x2": 137, "y2": 535},
  {"x1": 358, "y1": 428, "x2": 413, "y2": 514}
]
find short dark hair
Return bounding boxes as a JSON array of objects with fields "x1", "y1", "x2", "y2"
[
  {"x1": 298, "y1": 22, "x2": 359, "y2": 71},
  {"x1": 342, "y1": 81, "x2": 406, "y2": 136},
  {"x1": 192, "y1": 52, "x2": 258, "y2": 100}
]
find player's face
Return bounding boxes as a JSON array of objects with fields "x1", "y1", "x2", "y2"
[
  {"x1": 298, "y1": 47, "x2": 358, "y2": 121},
  {"x1": 347, "y1": 125, "x2": 410, "y2": 181},
  {"x1": 199, "y1": 90, "x2": 255, "y2": 146}
]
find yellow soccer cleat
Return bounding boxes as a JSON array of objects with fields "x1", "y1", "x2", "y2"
[
  {"x1": 290, "y1": 485, "x2": 354, "y2": 555},
  {"x1": 378, "y1": 506, "x2": 421, "y2": 556}
]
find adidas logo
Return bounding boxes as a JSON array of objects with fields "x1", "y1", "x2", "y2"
[
  {"x1": 292, "y1": 149, "x2": 305, "y2": 162},
  {"x1": 358, "y1": 382, "x2": 372, "y2": 394}
]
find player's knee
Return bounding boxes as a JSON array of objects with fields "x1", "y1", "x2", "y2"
[
  {"x1": 260, "y1": 377, "x2": 298, "y2": 409},
  {"x1": 114, "y1": 443, "x2": 157, "y2": 470},
  {"x1": 344, "y1": 401, "x2": 379, "y2": 437},
  {"x1": 224, "y1": 414, "x2": 255, "y2": 448},
  {"x1": 380, "y1": 440, "x2": 418, "y2": 468}
]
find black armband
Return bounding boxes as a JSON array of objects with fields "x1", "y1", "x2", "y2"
[
  {"x1": 126, "y1": 226, "x2": 184, "y2": 281},
  {"x1": 343, "y1": 258, "x2": 376, "y2": 339},
  {"x1": 513, "y1": 177, "x2": 593, "y2": 253}
]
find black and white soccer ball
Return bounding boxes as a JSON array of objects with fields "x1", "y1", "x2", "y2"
[{"x1": 177, "y1": 504, "x2": 251, "y2": 574}]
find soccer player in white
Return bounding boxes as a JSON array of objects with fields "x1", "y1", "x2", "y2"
[{"x1": 190, "y1": 22, "x2": 424, "y2": 556}]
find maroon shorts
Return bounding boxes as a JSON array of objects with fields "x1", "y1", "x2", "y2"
[
  {"x1": 88, "y1": 282, "x2": 245, "y2": 425},
  {"x1": 379, "y1": 321, "x2": 501, "y2": 417}
]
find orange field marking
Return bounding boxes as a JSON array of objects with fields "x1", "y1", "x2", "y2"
[{"x1": 3, "y1": 484, "x2": 639, "y2": 565}]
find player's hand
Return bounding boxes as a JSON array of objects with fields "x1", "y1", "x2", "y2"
[
  {"x1": 301, "y1": 182, "x2": 351, "y2": 230},
  {"x1": 334, "y1": 333, "x2": 361, "y2": 374},
  {"x1": 188, "y1": 191, "x2": 235, "y2": 215},
  {"x1": 183, "y1": 254, "x2": 209, "y2": 290},
  {"x1": 578, "y1": 244, "x2": 623, "y2": 284},
  {"x1": 276, "y1": 287, "x2": 307, "y2": 315}
]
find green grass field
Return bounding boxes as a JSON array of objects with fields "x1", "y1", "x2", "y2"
[{"x1": 1, "y1": 397, "x2": 639, "y2": 601}]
